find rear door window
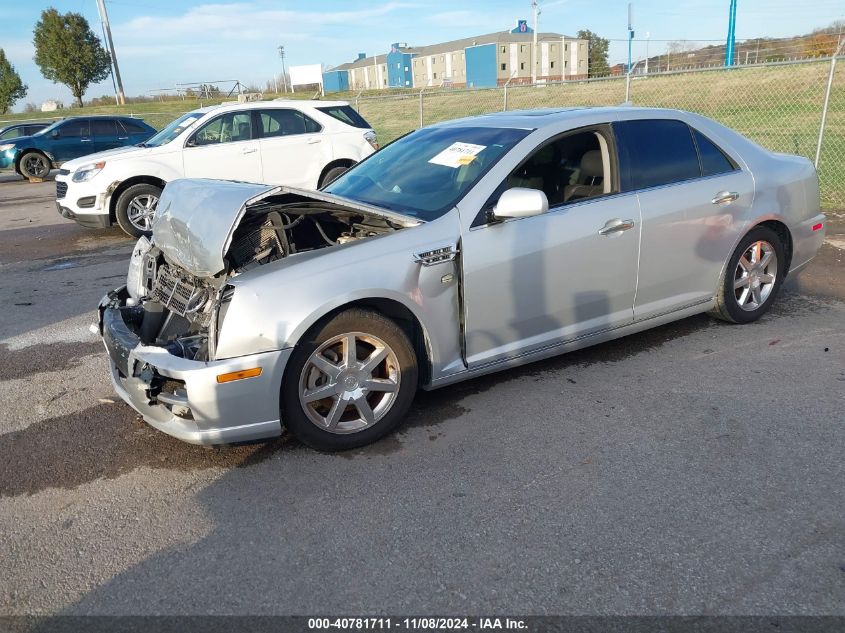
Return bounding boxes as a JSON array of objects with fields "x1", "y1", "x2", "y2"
[
  {"x1": 692, "y1": 128, "x2": 736, "y2": 176},
  {"x1": 614, "y1": 119, "x2": 700, "y2": 190},
  {"x1": 316, "y1": 105, "x2": 371, "y2": 129},
  {"x1": 257, "y1": 109, "x2": 321, "y2": 138},
  {"x1": 91, "y1": 119, "x2": 119, "y2": 137}
]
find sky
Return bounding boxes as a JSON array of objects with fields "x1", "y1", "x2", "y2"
[{"x1": 2, "y1": 0, "x2": 844, "y2": 112}]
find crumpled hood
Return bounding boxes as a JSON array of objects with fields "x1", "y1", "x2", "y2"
[
  {"x1": 151, "y1": 178, "x2": 420, "y2": 278},
  {"x1": 62, "y1": 145, "x2": 153, "y2": 170}
]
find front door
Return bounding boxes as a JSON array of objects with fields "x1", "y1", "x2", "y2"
[
  {"x1": 461, "y1": 126, "x2": 641, "y2": 368},
  {"x1": 182, "y1": 111, "x2": 261, "y2": 182},
  {"x1": 51, "y1": 119, "x2": 92, "y2": 162}
]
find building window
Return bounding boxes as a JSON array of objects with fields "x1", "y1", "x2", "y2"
[
  {"x1": 501, "y1": 63, "x2": 506, "y2": 71},
  {"x1": 433, "y1": 72, "x2": 437, "y2": 79},
  {"x1": 565, "y1": 60, "x2": 568, "y2": 67},
  {"x1": 550, "y1": 61, "x2": 555, "y2": 68},
  {"x1": 565, "y1": 44, "x2": 569, "y2": 51},
  {"x1": 520, "y1": 45, "x2": 526, "y2": 53},
  {"x1": 405, "y1": 66, "x2": 409, "y2": 71},
  {"x1": 396, "y1": 62, "x2": 400, "y2": 68},
  {"x1": 441, "y1": 56, "x2": 445, "y2": 62},
  {"x1": 520, "y1": 62, "x2": 525, "y2": 70},
  {"x1": 501, "y1": 46, "x2": 506, "y2": 53}
]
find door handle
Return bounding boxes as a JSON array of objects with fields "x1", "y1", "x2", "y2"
[
  {"x1": 117, "y1": 136, "x2": 128, "y2": 140},
  {"x1": 80, "y1": 138, "x2": 91, "y2": 142},
  {"x1": 307, "y1": 138, "x2": 322, "y2": 144},
  {"x1": 242, "y1": 147, "x2": 257, "y2": 154},
  {"x1": 598, "y1": 218, "x2": 635, "y2": 237},
  {"x1": 711, "y1": 191, "x2": 739, "y2": 205}
]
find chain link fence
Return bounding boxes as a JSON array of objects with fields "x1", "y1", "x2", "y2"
[{"x1": 356, "y1": 57, "x2": 844, "y2": 208}]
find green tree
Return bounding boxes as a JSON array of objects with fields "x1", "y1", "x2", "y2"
[
  {"x1": 0, "y1": 49, "x2": 27, "y2": 114},
  {"x1": 33, "y1": 8, "x2": 111, "y2": 108},
  {"x1": 577, "y1": 29, "x2": 610, "y2": 77}
]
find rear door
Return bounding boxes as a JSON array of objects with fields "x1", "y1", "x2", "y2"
[
  {"x1": 182, "y1": 110, "x2": 261, "y2": 182},
  {"x1": 614, "y1": 118, "x2": 754, "y2": 319},
  {"x1": 90, "y1": 118, "x2": 122, "y2": 152},
  {"x1": 254, "y1": 108, "x2": 330, "y2": 188},
  {"x1": 51, "y1": 119, "x2": 93, "y2": 161}
]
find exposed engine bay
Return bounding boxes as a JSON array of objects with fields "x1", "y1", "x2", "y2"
[{"x1": 118, "y1": 193, "x2": 403, "y2": 364}]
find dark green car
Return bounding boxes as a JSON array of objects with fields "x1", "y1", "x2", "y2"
[{"x1": 0, "y1": 116, "x2": 155, "y2": 179}]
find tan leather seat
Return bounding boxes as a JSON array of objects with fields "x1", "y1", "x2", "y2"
[{"x1": 564, "y1": 150, "x2": 604, "y2": 202}]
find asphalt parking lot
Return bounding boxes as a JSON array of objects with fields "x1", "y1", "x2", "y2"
[{"x1": 0, "y1": 173, "x2": 843, "y2": 616}]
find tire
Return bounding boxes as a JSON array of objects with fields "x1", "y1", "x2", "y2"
[
  {"x1": 281, "y1": 308, "x2": 418, "y2": 451},
  {"x1": 115, "y1": 183, "x2": 162, "y2": 238},
  {"x1": 709, "y1": 225, "x2": 786, "y2": 324},
  {"x1": 319, "y1": 164, "x2": 351, "y2": 188},
  {"x1": 19, "y1": 151, "x2": 51, "y2": 179}
]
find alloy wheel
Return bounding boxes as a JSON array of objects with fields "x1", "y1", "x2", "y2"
[
  {"x1": 733, "y1": 240, "x2": 778, "y2": 311},
  {"x1": 23, "y1": 155, "x2": 48, "y2": 178},
  {"x1": 298, "y1": 332, "x2": 401, "y2": 434},
  {"x1": 126, "y1": 194, "x2": 159, "y2": 232}
]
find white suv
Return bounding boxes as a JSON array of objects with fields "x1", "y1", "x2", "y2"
[{"x1": 55, "y1": 100, "x2": 378, "y2": 237}]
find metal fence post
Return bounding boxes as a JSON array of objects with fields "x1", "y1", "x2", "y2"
[
  {"x1": 503, "y1": 84, "x2": 508, "y2": 111},
  {"x1": 419, "y1": 89, "x2": 424, "y2": 127},
  {"x1": 815, "y1": 39, "x2": 844, "y2": 168}
]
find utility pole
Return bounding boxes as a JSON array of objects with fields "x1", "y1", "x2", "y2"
[
  {"x1": 627, "y1": 3, "x2": 634, "y2": 73},
  {"x1": 645, "y1": 31, "x2": 650, "y2": 74},
  {"x1": 725, "y1": 0, "x2": 737, "y2": 67},
  {"x1": 278, "y1": 45, "x2": 288, "y2": 93},
  {"x1": 531, "y1": 0, "x2": 540, "y2": 84},
  {"x1": 95, "y1": 0, "x2": 125, "y2": 105}
]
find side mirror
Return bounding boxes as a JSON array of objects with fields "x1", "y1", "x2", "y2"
[
  {"x1": 185, "y1": 137, "x2": 196, "y2": 148},
  {"x1": 492, "y1": 187, "x2": 549, "y2": 220},
  {"x1": 50, "y1": 129, "x2": 59, "y2": 138}
]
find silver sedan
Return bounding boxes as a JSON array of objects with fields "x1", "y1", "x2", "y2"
[{"x1": 97, "y1": 106, "x2": 826, "y2": 450}]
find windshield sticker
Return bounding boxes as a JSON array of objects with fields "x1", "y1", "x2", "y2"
[
  {"x1": 428, "y1": 142, "x2": 486, "y2": 169},
  {"x1": 179, "y1": 116, "x2": 199, "y2": 128}
]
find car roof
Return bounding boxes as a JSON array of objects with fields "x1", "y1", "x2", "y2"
[
  {"x1": 198, "y1": 99, "x2": 351, "y2": 114},
  {"x1": 429, "y1": 106, "x2": 688, "y2": 129}
]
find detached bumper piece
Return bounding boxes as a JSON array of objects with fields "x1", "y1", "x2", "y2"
[{"x1": 98, "y1": 288, "x2": 290, "y2": 445}]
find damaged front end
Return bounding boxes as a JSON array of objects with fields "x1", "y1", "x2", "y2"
[{"x1": 97, "y1": 179, "x2": 418, "y2": 444}]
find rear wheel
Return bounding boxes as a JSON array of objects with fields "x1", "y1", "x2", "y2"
[
  {"x1": 319, "y1": 164, "x2": 351, "y2": 188},
  {"x1": 709, "y1": 225, "x2": 785, "y2": 324},
  {"x1": 281, "y1": 308, "x2": 418, "y2": 451},
  {"x1": 19, "y1": 151, "x2": 51, "y2": 179},
  {"x1": 115, "y1": 183, "x2": 162, "y2": 238}
]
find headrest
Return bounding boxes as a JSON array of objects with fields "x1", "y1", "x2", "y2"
[{"x1": 580, "y1": 150, "x2": 603, "y2": 177}]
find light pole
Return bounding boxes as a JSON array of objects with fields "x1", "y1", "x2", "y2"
[
  {"x1": 627, "y1": 3, "x2": 634, "y2": 73},
  {"x1": 278, "y1": 45, "x2": 288, "y2": 93},
  {"x1": 645, "y1": 31, "x2": 650, "y2": 74},
  {"x1": 531, "y1": 0, "x2": 540, "y2": 84}
]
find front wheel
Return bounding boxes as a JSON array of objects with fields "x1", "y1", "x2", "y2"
[
  {"x1": 281, "y1": 308, "x2": 418, "y2": 451},
  {"x1": 115, "y1": 183, "x2": 162, "y2": 238},
  {"x1": 710, "y1": 225, "x2": 786, "y2": 324},
  {"x1": 19, "y1": 151, "x2": 51, "y2": 179}
]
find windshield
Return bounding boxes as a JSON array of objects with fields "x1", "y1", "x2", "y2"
[
  {"x1": 324, "y1": 125, "x2": 532, "y2": 221},
  {"x1": 142, "y1": 111, "x2": 203, "y2": 147},
  {"x1": 33, "y1": 120, "x2": 62, "y2": 136}
]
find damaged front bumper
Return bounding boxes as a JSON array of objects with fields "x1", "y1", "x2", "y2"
[{"x1": 98, "y1": 287, "x2": 290, "y2": 445}]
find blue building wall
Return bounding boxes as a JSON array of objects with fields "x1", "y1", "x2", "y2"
[
  {"x1": 465, "y1": 43, "x2": 497, "y2": 88},
  {"x1": 322, "y1": 70, "x2": 349, "y2": 93},
  {"x1": 386, "y1": 43, "x2": 415, "y2": 88}
]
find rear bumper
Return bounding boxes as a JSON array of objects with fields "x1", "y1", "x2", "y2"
[
  {"x1": 788, "y1": 213, "x2": 826, "y2": 275},
  {"x1": 98, "y1": 289, "x2": 290, "y2": 445}
]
